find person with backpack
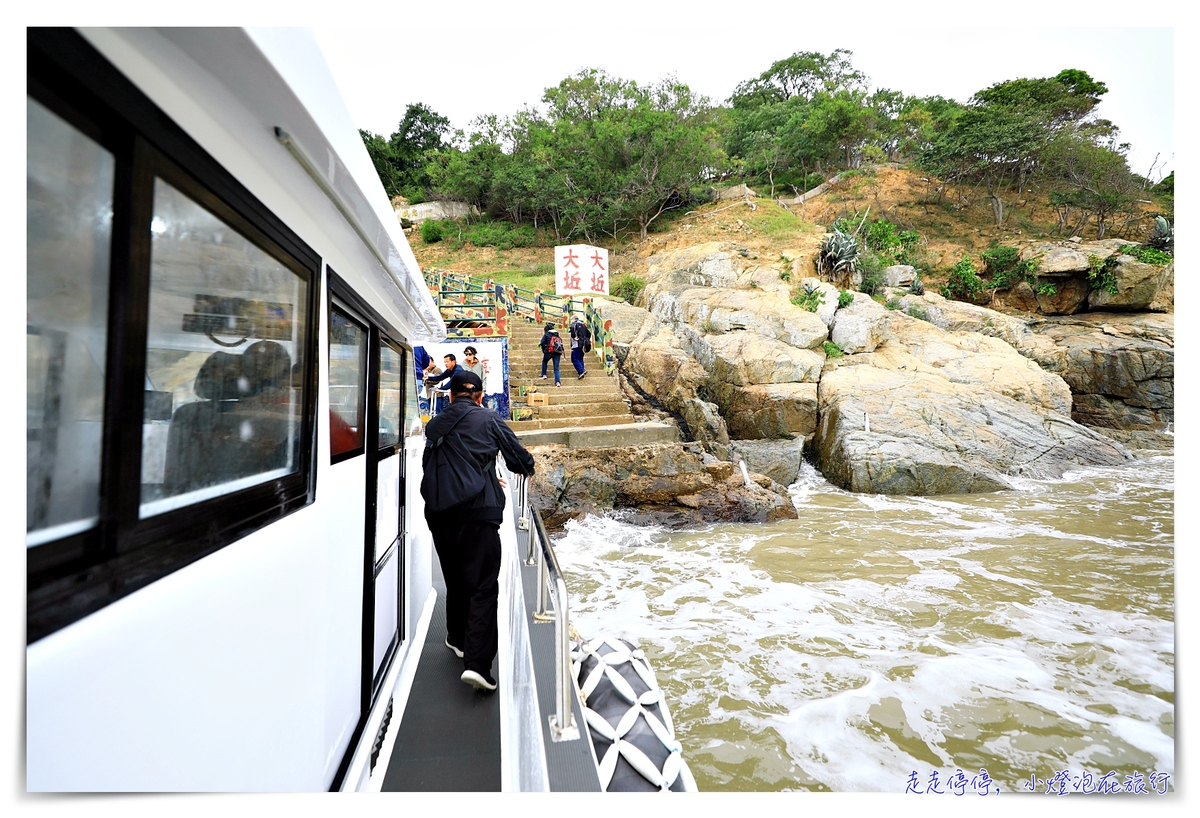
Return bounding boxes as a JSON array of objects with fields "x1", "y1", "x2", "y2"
[
  {"x1": 420, "y1": 370, "x2": 536, "y2": 691},
  {"x1": 538, "y1": 322, "x2": 564, "y2": 386},
  {"x1": 569, "y1": 315, "x2": 592, "y2": 379}
]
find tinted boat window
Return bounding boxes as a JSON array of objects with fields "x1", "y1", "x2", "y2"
[
  {"x1": 26, "y1": 96, "x2": 113, "y2": 546},
  {"x1": 140, "y1": 178, "x2": 307, "y2": 516},
  {"x1": 378, "y1": 344, "x2": 402, "y2": 450},
  {"x1": 329, "y1": 307, "x2": 367, "y2": 457}
]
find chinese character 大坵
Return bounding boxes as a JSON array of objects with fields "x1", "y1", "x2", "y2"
[
  {"x1": 563, "y1": 270, "x2": 581, "y2": 291},
  {"x1": 589, "y1": 272, "x2": 605, "y2": 292},
  {"x1": 563, "y1": 248, "x2": 580, "y2": 269},
  {"x1": 591, "y1": 250, "x2": 606, "y2": 270}
]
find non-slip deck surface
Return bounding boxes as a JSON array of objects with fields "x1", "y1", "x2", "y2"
[{"x1": 380, "y1": 560, "x2": 501, "y2": 792}]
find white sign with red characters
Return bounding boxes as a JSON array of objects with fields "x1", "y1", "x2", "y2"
[{"x1": 554, "y1": 244, "x2": 609, "y2": 297}]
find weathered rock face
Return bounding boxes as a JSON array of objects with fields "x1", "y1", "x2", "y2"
[
  {"x1": 1027, "y1": 313, "x2": 1174, "y2": 429},
  {"x1": 640, "y1": 242, "x2": 745, "y2": 302},
  {"x1": 875, "y1": 293, "x2": 1173, "y2": 432},
  {"x1": 1015, "y1": 239, "x2": 1174, "y2": 314},
  {"x1": 1088, "y1": 257, "x2": 1174, "y2": 311},
  {"x1": 721, "y1": 382, "x2": 819, "y2": 439},
  {"x1": 815, "y1": 364, "x2": 1130, "y2": 495},
  {"x1": 649, "y1": 287, "x2": 828, "y2": 349},
  {"x1": 1035, "y1": 275, "x2": 1091, "y2": 315},
  {"x1": 701, "y1": 330, "x2": 824, "y2": 386},
  {"x1": 529, "y1": 442, "x2": 798, "y2": 529},
  {"x1": 729, "y1": 438, "x2": 805, "y2": 487},
  {"x1": 870, "y1": 312, "x2": 1073, "y2": 415},
  {"x1": 830, "y1": 292, "x2": 892, "y2": 354}
]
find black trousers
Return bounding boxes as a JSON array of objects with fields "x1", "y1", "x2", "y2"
[{"x1": 429, "y1": 517, "x2": 501, "y2": 677}]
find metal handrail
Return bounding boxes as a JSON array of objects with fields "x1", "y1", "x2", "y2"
[{"x1": 513, "y1": 473, "x2": 579, "y2": 742}]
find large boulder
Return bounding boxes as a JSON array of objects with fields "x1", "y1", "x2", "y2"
[
  {"x1": 721, "y1": 382, "x2": 818, "y2": 439},
  {"x1": 729, "y1": 438, "x2": 805, "y2": 487},
  {"x1": 1088, "y1": 256, "x2": 1174, "y2": 311},
  {"x1": 702, "y1": 330, "x2": 823, "y2": 386},
  {"x1": 529, "y1": 442, "x2": 798, "y2": 528},
  {"x1": 830, "y1": 291, "x2": 893, "y2": 354},
  {"x1": 648, "y1": 287, "x2": 829, "y2": 350},
  {"x1": 815, "y1": 364, "x2": 1130, "y2": 495},
  {"x1": 1021, "y1": 239, "x2": 1131, "y2": 275},
  {"x1": 641, "y1": 242, "x2": 744, "y2": 301}
]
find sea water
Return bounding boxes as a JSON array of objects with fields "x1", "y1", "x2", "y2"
[{"x1": 553, "y1": 444, "x2": 1175, "y2": 793}]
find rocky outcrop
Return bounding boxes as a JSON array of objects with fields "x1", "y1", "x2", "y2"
[
  {"x1": 585, "y1": 239, "x2": 1165, "y2": 507},
  {"x1": 830, "y1": 292, "x2": 892, "y2": 354},
  {"x1": 529, "y1": 442, "x2": 798, "y2": 529},
  {"x1": 1016, "y1": 239, "x2": 1173, "y2": 315},
  {"x1": 1027, "y1": 313, "x2": 1174, "y2": 429},
  {"x1": 1088, "y1": 256, "x2": 1174, "y2": 311},
  {"x1": 729, "y1": 439, "x2": 805, "y2": 487},
  {"x1": 815, "y1": 364, "x2": 1130, "y2": 495},
  {"x1": 874, "y1": 292, "x2": 1172, "y2": 432}
]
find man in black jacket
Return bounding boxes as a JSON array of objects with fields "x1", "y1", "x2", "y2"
[{"x1": 421, "y1": 370, "x2": 536, "y2": 691}]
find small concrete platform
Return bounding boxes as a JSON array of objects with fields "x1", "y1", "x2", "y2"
[{"x1": 514, "y1": 420, "x2": 680, "y2": 449}]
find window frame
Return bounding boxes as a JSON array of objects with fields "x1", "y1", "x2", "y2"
[
  {"x1": 26, "y1": 29, "x2": 321, "y2": 644},
  {"x1": 327, "y1": 298, "x2": 370, "y2": 464}
]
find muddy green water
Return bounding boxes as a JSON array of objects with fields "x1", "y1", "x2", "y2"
[{"x1": 554, "y1": 446, "x2": 1174, "y2": 793}]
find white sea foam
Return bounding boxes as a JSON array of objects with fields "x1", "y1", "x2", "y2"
[{"x1": 553, "y1": 452, "x2": 1174, "y2": 791}]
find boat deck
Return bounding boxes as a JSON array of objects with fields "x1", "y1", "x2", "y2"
[
  {"x1": 381, "y1": 557, "x2": 502, "y2": 791},
  {"x1": 379, "y1": 478, "x2": 601, "y2": 792}
]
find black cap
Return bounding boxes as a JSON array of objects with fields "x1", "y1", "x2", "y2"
[{"x1": 450, "y1": 370, "x2": 483, "y2": 394}]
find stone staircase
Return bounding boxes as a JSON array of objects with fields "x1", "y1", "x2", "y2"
[{"x1": 504, "y1": 319, "x2": 678, "y2": 447}]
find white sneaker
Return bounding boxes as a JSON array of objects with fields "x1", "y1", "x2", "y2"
[
  {"x1": 461, "y1": 669, "x2": 497, "y2": 691},
  {"x1": 445, "y1": 638, "x2": 463, "y2": 658}
]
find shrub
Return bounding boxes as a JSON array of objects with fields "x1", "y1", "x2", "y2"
[
  {"x1": 886, "y1": 297, "x2": 903, "y2": 310},
  {"x1": 909, "y1": 274, "x2": 925, "y2": 296},
  {"x1": 791, "y1": 287, "x2": 825, "y2": 312},
  {"x1": 906, "y1": 305, "x2": 929, "y2": 322},
  {"x1": 1122, "y1": 244, "x2": 1172, "y2": 265},
  {"x1": 420, "y1": 219, "x2": 444, "y2": 243},
  {"x1": 1037, "y1": 283, "x2": 1058, "y2": 297},
  {"x1": 837, "y1": 289, "x2": 853, "y2": 309},
  {"x1": 611, "y1": 274, "x2": 646, "y2": 304},
  {"x1": 822, "y1": 341, "x2": 844, "y2": 358},
  {"x1": 940, "y1": 257, "x2": 985, "y2": 302},
  {"x1": 1087, "y1": 254, "x2": 1119, "y2": 295}
]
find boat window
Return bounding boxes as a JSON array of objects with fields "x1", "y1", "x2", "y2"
[
  {"x1": 404, "y1": 349, "x2": 422, "y2": 439},
  {"x1": 329, "y1": 306, "x2": 367, "y2": 458},
  {"x1": 140, "y1": 178, "x2": 308, "y2": 516},
  {"x1": 26, "y1": 96, "x2": 113, "y2": 547},
  {"x1": 27, "y1": 29, "x2": 322, "y2": 642},
  {"x1": 378, "y1": 344, "x2": 402, "y2": 451}
]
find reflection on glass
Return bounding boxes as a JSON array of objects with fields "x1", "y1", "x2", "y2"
[
  {"x1": 404, "y1": 349, "x2": 422, "y2": 438},
  {"x1": 26, "y1": 97, "x2": 113, "y2": 545},
  {"x1": 329, "y1": 309, "x2": 366, "y2": 456},
  {"x1": 140, "y1": 178, "x2": 306, "y2": 516},
  {"x1": 379, "y1": 346, "x2": 402, "y2": 449}
]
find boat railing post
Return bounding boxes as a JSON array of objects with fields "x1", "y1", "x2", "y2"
[{"x1": 548, "y1": 573, "x2": 578, "y2": 741}]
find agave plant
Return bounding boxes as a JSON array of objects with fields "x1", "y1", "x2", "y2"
[
  {"x1": 1148, "y1": 216, "x2": 1173, "y2": 251},
  {"x1": 816, "y1": 229, "x2": 860, "y2": 278}
]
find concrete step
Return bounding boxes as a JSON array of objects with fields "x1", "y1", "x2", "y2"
[
  {"x1": 513, "y1": 420, "x2": 680, "y2": 448},
  {"x1": 509, "y1": 401, "x2": 629, "y2": 420},
  {"x1": 507, "y1": 414, "x2": 643, "y2": 432}
]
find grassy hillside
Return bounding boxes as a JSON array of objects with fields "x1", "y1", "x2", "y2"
[{"x1": 408, "y1": 165, "x2": 1169, "y2": 307}]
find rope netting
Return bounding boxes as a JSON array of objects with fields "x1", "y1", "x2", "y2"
[{"x1": 572, "y1": 635, "x2": 697, "y2": 792}]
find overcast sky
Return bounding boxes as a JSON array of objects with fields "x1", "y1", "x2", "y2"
[{"x1": 313, "y1": 17, "x2": 1175, "y2": 181}]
